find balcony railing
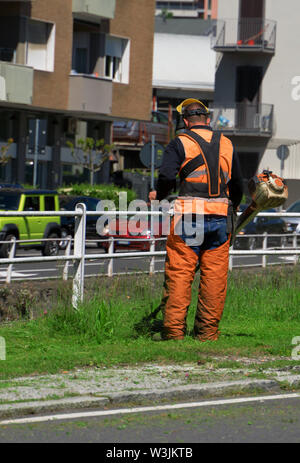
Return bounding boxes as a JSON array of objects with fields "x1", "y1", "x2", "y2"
[
  {"x1": 212, "y1": 18, "x2": 276, "y2": 53},
  {"x1": 156, "y1": 1, "x2": 205, "y2": 11},
  {"x1": 68, "y1": 74, "x2": 112, "y2": 115},
  {"x1": 72, "y1": 0, "x2": 116, "y2": 21},
  {"x1": 211, "y1": 103, "x2": 274, "y2": 136},
  {"x1": 0, "y1": 61, "x2": 33, "y2": 105}
]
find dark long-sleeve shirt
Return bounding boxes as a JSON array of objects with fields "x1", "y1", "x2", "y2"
[{"x1": 156, "y1": 125, "x2": 244, "y2": 209}]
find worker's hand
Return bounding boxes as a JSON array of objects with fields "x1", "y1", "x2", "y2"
[{"x1": 149, "y1": 190, "x2": 157, "y2": 201}]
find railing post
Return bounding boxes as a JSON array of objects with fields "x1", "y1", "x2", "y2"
[
  {"x1": 229, "y1": 250, "x2": 233, "y2": 271},
  {"x1": 293, "y1": 231, "x2": 298, "y2": 265},
  {"x1": 72, "y1": 203, "x2": 86, "y2": 309},
  {"x1": 62, "y1": 236, "x2": 72, "y2": 281},
  {"x1": 262, "y1": 232, "x2": 267, "y2": 268},
  {"x1": 149, "y1": 238, "x2": 155, "y2": 275},
  {"x1": 6, "y1": 236, "x2": 16, "y2": 284},
  {"x1": 107, "y1": 237, "x2": 114, "y2": 277}
]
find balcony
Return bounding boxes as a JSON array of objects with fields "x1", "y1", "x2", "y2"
[
  {"x1": 72, "y1": 0, "x2": 116, "y2": 22},
  {"x1": 68, "y1": 74, "x2": 112, "y2": 115},
  {"x1": 0, "y1": 61, "x2": 33, "y2": 105},
  {"x1": 211, "y1": 103, "x2": 274, "y2": 136},
  {"x1": 212, "y1": 19, "x2": 276, "y2": 54}
]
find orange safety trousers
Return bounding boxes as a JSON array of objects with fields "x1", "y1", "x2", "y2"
[{"x1": 163, "y1": 225, "x2": 230, "y2": 341}]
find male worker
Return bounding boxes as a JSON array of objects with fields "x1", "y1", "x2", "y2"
[{"x1": 150, "y1": 99, "x2": 244, "y2": 341}]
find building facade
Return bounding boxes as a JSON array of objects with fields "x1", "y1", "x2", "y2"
[
  {"x1": 156, "y1": 0, "x2": 218, "y2": 19},
  {"x1": 0, "y1": 0, "x2": 155, "y2": 188},
  {"x1": 153, "y1": 17, "x2": 215, "y2": 118},
  {"x1": 211, "y1": 0, "x2": 300, "y2": 205}
]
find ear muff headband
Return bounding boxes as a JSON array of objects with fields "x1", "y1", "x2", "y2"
[
  {"x1": 176, "y1": 99, "x2": 209, "y2": 114},
  {"x1": 183, "y1": 108, "x2": 210, "y2": 117}
]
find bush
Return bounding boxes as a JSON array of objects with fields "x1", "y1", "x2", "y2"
[{"x1": 58, "y1": 183, "x2": 137, "y2": 207}]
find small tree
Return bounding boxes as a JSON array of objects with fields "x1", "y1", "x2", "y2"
[
  {"x1": 161, "y1": 8, "x2": 173, "y2": 22},
  {"x1": 67, "y1": 137, "x2": 114, "y2": 186},
  {"x1": 0, "y1": 138, "x2": 13, "y2": 167}
]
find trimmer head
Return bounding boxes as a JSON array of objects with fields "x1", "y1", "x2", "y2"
[{"x1": 232, "y1": 170, "x2": 288, "y2": 241}]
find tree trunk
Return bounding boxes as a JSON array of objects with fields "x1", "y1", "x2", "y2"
[{"x1": 90, "y1": 169, "x2": 94, "y2": 186}]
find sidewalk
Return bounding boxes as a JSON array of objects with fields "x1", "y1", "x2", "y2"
[{"x1": 1, "y1": 358, "x2": 300, "y2": 419}]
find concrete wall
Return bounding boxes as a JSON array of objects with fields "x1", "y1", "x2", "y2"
[
  {"x1": 261, "y1": 0, "x2": 300, "y2": 140},
  {"x1": 153, "y1": 33, "x2": 215, "y2": 91},
  {"x1": 214, "y1": 53, "x2": 272, "y2": 105},
  {"x1": 110, "y1": 0, "x2": 156, "y2": 121},
  {"x1": 258, "y1": 142, "x2": 300, "y2": 180},
  {"x1": 31, "y1": 0, "x2": 73, "y2": 111},
  {"x1": 217, "y1": 0, "x2": 238, "y2": 18},
  {"x1": 68, "y1": 75, "x2": 112, "y2": 114}
]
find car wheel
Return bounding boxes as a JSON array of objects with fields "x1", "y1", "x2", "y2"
[
  {"x1": 0, "y1": 234, "x2": 17, "y2": 258},
  {"x1": 42, "y1": 232, "x2": 59, "y2": 256},
  {"x1": 59, "y1": 228, "x2": 70, "y2": 250}
]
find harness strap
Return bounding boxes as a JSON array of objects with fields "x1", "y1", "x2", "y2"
[{"x1": 179, "y1": 130, "x2": 224, "y2": 197}]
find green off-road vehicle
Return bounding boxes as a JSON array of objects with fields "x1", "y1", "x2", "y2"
[{"x1": 0, "y1": 188, "x2": 62, "y2": 258}]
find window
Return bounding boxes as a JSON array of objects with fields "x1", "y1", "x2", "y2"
[
  {"x1": 0, "y1": 192, "x2": 20, "y2": 211},
  {"x1": 74, "y1": 48, "x2": 88, "y2": 74},
  {"x1": 288, "y1": 201, "x2": 300, "y2": 213},
  {"x1": 44, "y1": 196, "x2": 55, "y2": 211},
  {"x1": 0, "y1": 48, "x2": 15, "y2": 63},
  {"x1": 104, "y1": 36, "x2": 130, "y2": 84},
  {"x1": 26, "y1": 19, "x2": 55, "y2": 72},
  {"x1": 85, "y1": 198, "x2": 100, "y2": 211},
  {"x1": 24, "y1": 196, "x2": 40, "y2": 211},
  {"x1": 72, "y1": 30, "x2": 90, "y2": 74}
]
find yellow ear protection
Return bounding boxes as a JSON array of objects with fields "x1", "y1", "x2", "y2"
[
  {"x1": 176, "y1": 98, "x2": 210, "y2": 116},
  {"x1": 175, "y1": 99, "x2": 210, "y2": 133}
]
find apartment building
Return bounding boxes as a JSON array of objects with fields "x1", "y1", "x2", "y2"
[
  {"x1": 211, "y1": 0, "x2": 300, "y2": 205},
  {"x1": 156, "y1": 0, "x2": 218, "y2": 19},
  {"x1": 0, "y1": 0, "x2": 155, "y2": 188},
  {"x1": 153, "y1": 17, "x2": 215, "y2": 117}
]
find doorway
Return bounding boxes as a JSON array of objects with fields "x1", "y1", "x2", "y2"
[
  {"x1": 238, "y1": 0, "x2": 265, "y2": 45},
  {"x1": 236, "y1": 66, "x2": 263, "y2": 130}
]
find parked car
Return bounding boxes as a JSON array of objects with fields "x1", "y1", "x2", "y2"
[
  {"x1": 282, "y1": 199, "x2": 300, "y2": 245},
  {"x1": 0, "y1": 183, "x2": 22, "y2": 189},
  {"x1": 112, "y1": 111, "x2": 171, "y2": 146},
  {"x1": 59, "y1": 196, "x2": 102, "y2": 249},
  {"x1": 283, "y1": 200, "x2": 300, "y2": 233},
  {"x1": 100, "y1": 216, "x2": 167, "y2": 252},
  {"x1": 0, "y1": 188, "x2": 61, "y2": 258},
  {"x1": 233, "y1": 206, "x2": 287, "y2": 250}
]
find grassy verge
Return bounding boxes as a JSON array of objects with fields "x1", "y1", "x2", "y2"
[{"x1": 1, "y1": 267, "x2": 300, "y2": 379}]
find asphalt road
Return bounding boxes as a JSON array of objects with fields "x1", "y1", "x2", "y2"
[
  {"x1": 1, "y1": 394, "x2": 300, "y2": 443},
  {"x1": 0, "y1": 243, "x2": 296, "y2": 282}
]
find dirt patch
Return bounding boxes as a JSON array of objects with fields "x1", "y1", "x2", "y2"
[
  {"x1": 0, "y1": 279, "x2": 72, "y2": 322},
  {"x1": 0, "y1": 272, "x2": 164, "y2": 322}
]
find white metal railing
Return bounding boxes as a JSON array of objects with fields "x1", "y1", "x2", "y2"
[
  {"x1": 211, "y1": 103, "x2": 274, "y2": 135},
  {"x1": 211, "y1": 18, "x2": 277, "y2": 51},
  {"x1": 1, "y1": 205, "x2": 300, "y2": 308}
]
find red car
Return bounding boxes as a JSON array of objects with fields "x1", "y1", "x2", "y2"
[
  {"x1": 112, "y1": 111, "x2": 172, "y2": 146},
  {"x1": 100, "y1": 217, "x2": 167, "y2": 252}
]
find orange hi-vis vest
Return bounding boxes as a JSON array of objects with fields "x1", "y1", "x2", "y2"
[{"x1": 177, "y1": 127, "x2": 234, "y2": 216}]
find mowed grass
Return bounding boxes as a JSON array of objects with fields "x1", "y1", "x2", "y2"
[{"x1": 1, "y1": 266, "x2": 300, "y2": 379}]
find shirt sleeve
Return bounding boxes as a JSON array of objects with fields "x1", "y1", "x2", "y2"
[
  {"x1": 228, "y1": 149, "x2": 244, "y2": 209},
  {"x1": 156, "y1": 138, "x2": 185, "y2": 201}
]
